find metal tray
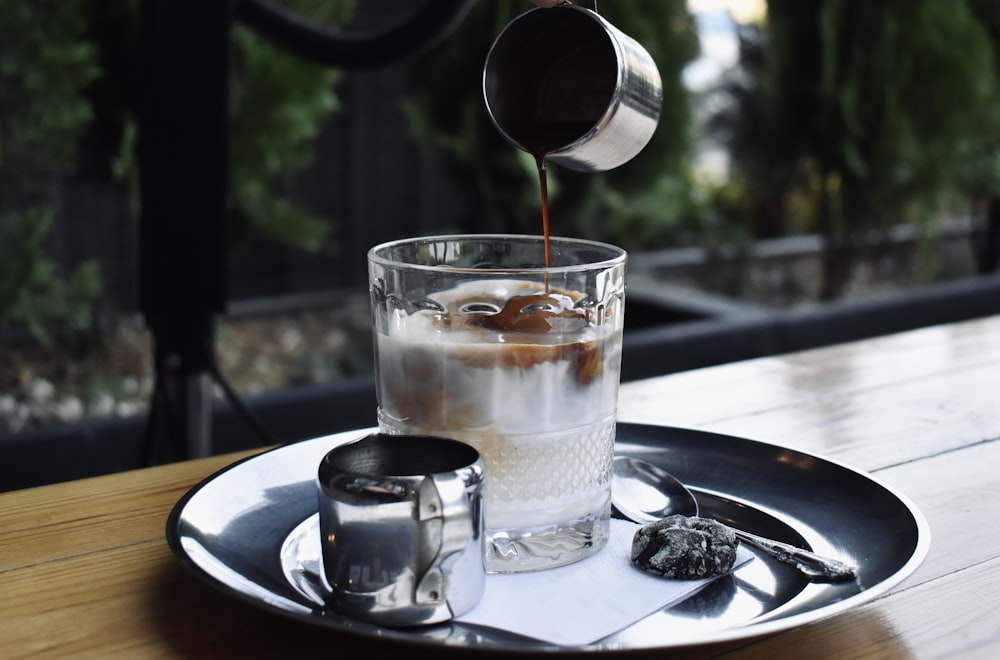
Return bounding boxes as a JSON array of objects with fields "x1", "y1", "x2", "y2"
[{"x1": 166, "y1": 423, "x2": 930, "y2": 652}]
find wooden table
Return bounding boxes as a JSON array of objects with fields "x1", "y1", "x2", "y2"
[{"x1": 3, "y1": 315, "x2": 999, "y2": 658}]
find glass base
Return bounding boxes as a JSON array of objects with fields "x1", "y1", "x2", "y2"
[{"x1": 483, "y1": 504, "x2": 611, "y2": 573}]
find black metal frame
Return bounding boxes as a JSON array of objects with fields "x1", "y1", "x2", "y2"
[{"x1": 138, "y1": 0, "x2": 477, "y2": 463}]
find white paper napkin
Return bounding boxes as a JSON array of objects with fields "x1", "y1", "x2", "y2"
[{"x1": 456, "y1": 518, "x2": 753, "y2": 646}]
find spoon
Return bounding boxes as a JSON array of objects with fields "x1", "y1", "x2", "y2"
[{"x1": 611, "y1": 456, "x2": 858, "y2": 582}]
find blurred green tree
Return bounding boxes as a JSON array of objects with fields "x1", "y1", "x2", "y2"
[
  {"x1": 0, "y1": 0, "x2": 353, "y2": 341},
  {"x1": 964, "y1": 0, "x2": 1000, "y2": 273},
  {"x1": 716, "y1": 0, "x2": 1000, "y2": 298},
  {"x1": 230, "y1": 0, "x2": 354, "y2": 253},
  {"x1": 0, "y1": 1, "x2": 102, "y2": 343}
]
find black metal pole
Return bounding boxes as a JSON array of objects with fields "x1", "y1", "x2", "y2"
[
  {"x1": 139, "y1": 0, "x2": 232, "y2": 462},
  {"x1": 135, "y1": 1, "x2": 478, "y2": 463}
]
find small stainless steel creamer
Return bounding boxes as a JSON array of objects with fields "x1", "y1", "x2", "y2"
[{"x1": 316, "y1": 433, "x2": 485, "y2": 626}]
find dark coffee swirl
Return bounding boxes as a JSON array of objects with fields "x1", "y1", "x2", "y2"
[{"x1": 480, "y1": 293, "x2": 587, "y2": 333}]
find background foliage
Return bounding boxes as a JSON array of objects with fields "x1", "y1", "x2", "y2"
[
  {"x1": 0, "y1": 1, "x2": 103, "y2": 343},
  {"x1": 5, "y1": 0, "x2": 1000, "y2": 345},
  {"x1": 0, "y1": 0, "x2": 353, "y2": 340},
  {"x1": 712, "y1": 0, "x2": 1000, "y2": 298},
  {"x1": 230, "y1": 0, "x2": 355, "y2": 253}
]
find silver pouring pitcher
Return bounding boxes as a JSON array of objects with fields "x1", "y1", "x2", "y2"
[
  {"x1": 316, "y1": 433, "x2": 486, "y2": 627},
  {"x1": 483, "y1": 2, "x2": 662, "y2": 172}
]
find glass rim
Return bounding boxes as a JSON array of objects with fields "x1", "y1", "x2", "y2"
[{"x1": 368, "y1": 234, "x2": 627, "y2": 274}]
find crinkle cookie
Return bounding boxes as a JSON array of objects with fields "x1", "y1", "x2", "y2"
[{"x1": 630, "y1": 515, "x2": 738, "y2": 579}]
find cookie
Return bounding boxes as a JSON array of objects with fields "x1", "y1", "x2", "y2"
[{"x1": 630, "y1": 515, "x2": 738, "y2": 579}]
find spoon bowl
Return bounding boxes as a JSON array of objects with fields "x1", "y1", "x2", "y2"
[
  {"x1": 611, "y1": 456, "x2": 699, "y2": 522},
  {"x1": 611, "y1": 455, "x2": 858, "y2": 582}
]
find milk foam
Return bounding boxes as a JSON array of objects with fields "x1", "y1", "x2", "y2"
[{"x1": 375, "y1": 279, "x2": 622, "y2": 528}]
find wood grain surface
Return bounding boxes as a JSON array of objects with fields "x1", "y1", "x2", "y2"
[{"x1": 2, "y1": 315, "x2": 999, "y2": 659}]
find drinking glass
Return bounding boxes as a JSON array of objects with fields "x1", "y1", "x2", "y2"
[{"x1": 368, "y1": 234, "x2": 626, "y2": 572}]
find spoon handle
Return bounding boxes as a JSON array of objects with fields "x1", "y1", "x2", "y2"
[{"x1": 733, "y1": 529, "x2": 857, "y2": 582}]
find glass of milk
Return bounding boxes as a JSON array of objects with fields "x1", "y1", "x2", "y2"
[{"x1": 368, "y1": 234, "x2": 626, "y2": 573}]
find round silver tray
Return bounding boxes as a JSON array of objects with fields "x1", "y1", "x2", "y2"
[{"x1": 166, "y1": 423, "x2": 930, "y2": 652}]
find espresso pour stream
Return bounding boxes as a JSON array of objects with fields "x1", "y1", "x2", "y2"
[
  {"x1": 482, "y1": 2, "x2": 662, "y2": 318},
  {"x1": 461, "y1": 161, "x2": 584, "y2": 335}
]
